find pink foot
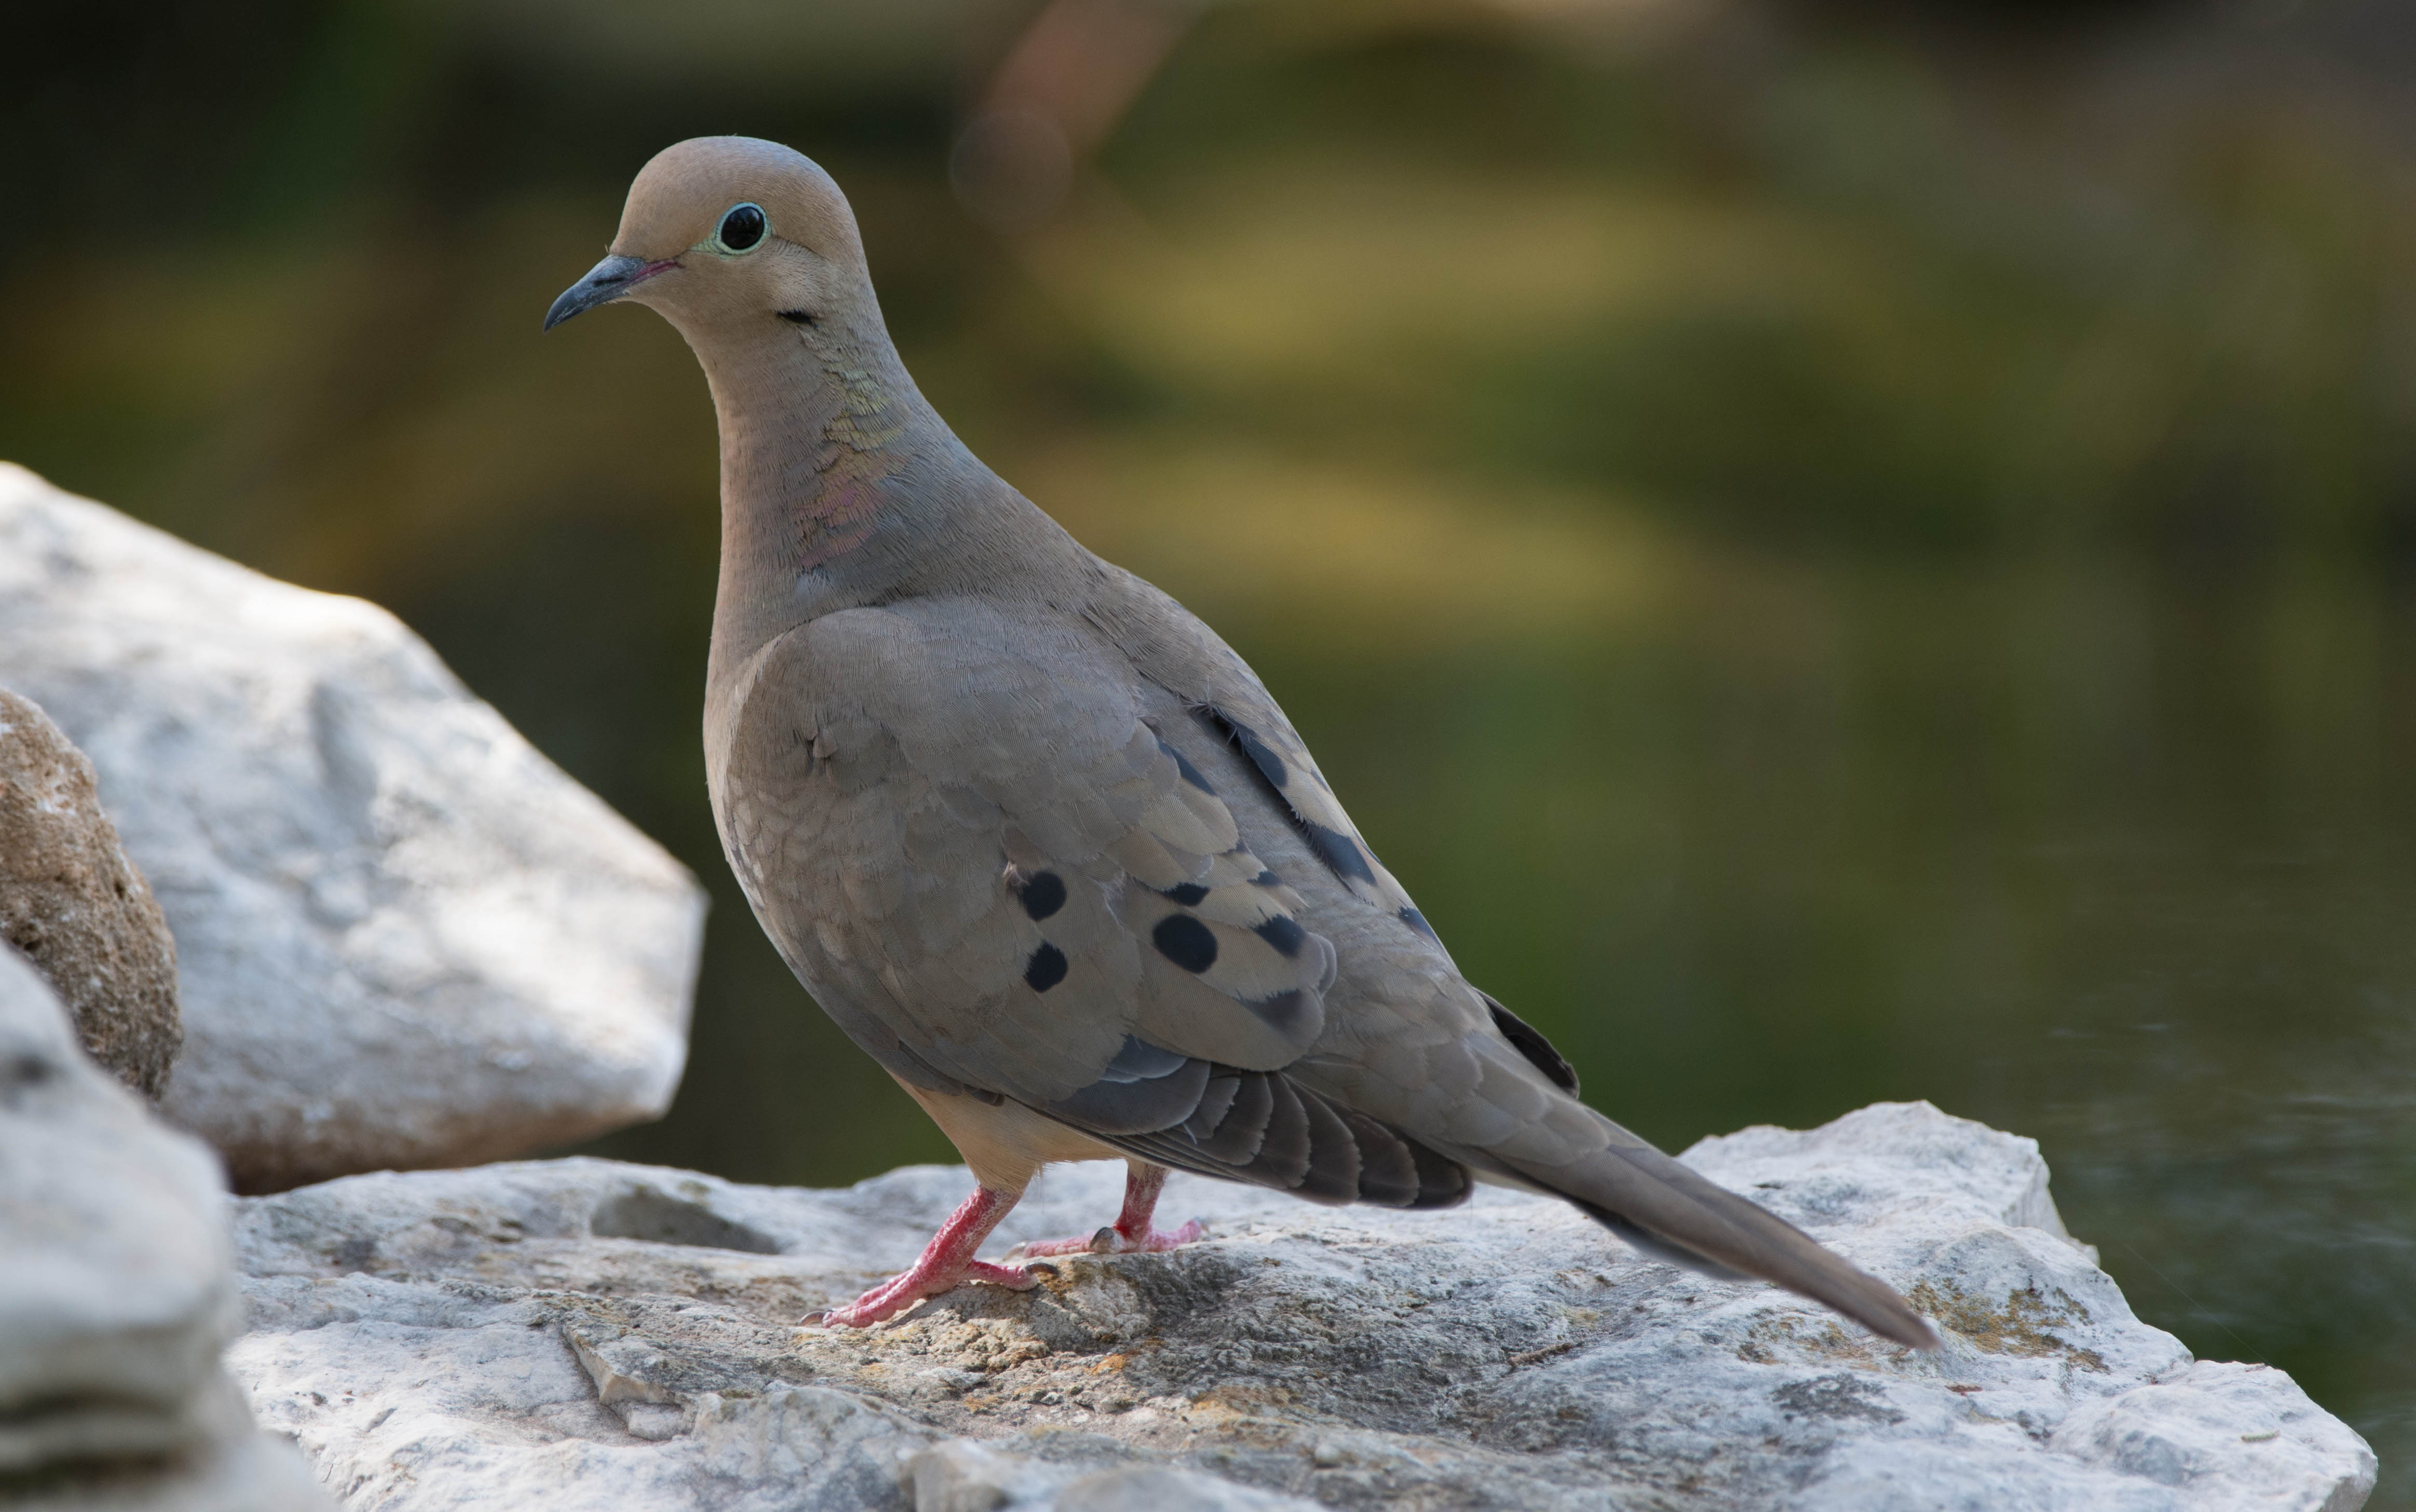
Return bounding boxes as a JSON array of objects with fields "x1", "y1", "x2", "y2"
[
  {"x1": 802, "y1": 1185, "x2": 1047, "y2": 1328},
  {"x1": 1010, "y1": 1217, "x2": 1206, "y2": 1259},
  {"x1": 1003, "y1": 1164, "x2": 1207, "y2": 1261},
  {"x1": 806, "y1": 1256, "x2": 1043, "y2": 1328}
]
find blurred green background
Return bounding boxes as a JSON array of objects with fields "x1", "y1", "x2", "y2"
[{"x1": 9, "y1": 0, "x2": 2416, "y2": 1496}]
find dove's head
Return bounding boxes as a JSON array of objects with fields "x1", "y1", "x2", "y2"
[{"x1": 544, "y1": 136, "x2": 877, "y2": 342}]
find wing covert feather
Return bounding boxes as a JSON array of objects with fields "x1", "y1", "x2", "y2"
[{"x1": 709, "y1": 599, "x2": 1339, "y2": 1107}]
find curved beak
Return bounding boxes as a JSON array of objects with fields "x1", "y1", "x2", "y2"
[{"x1": 543, "y1": 254, "x2": 674, "y2": 331}]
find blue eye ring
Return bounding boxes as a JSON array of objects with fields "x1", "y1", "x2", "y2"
[{"x1": 713, "y1": 202, "x2": 768, "y2": 254}]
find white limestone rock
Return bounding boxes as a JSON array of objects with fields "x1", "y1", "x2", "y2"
[
  {"x1": 0, "y1": 464, "x2": 707, "y2": 1191},
  {"x1": 225, "y1": 1102, "x2": 2373, "y2": 1511},
  {"x1": 0, "y1": 943, "x2": 325, "y2": 1510}
]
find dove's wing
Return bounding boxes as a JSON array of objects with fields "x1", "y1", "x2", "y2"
[
  {"x1": 709, "y1": 592, "x2": 1468, "y2": 1208},
  {"x1": 1087, "y1": 568, "x2": 1941, "y2": 1350}
]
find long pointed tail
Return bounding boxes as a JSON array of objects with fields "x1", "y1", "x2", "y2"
[{"x1": 1515, "y1": 1120, "x2": 1941, "y2": 1350}]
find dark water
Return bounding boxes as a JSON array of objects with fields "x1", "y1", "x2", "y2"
[{"x1": 8, "y1": 0, "x2": 2416, "y2": 1498}]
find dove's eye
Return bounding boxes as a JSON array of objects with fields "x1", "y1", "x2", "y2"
[{"x1": 714, "y1": 203, "x2": 767, "y2": 254}]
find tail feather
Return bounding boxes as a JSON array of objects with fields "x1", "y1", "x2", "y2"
[{"x1": 1528, "y1": 1135, "x2": 1941, "y2": 1351}]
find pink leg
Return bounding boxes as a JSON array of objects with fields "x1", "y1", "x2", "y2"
[
  {"x1": 1006, "y1": 1163, "x2": 1208, "y2": 1259},
  {"x1": 805, "y1": 1184, "x2": 1042, "y2": 1328}
]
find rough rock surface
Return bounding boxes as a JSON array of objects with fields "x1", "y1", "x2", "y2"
[
  {"x1": 0, "y1": 685, "x2": 182, "y2": 1098},
  {"x1": 227, "y1": 1102, "x2": 2373, "y2": 1511},
  {"x1": 0, "y1": 944, "x2": 327, "y2": 1510},
  {"x1": 0, "y1": 464, "x2": 708, "y2": 1191}
]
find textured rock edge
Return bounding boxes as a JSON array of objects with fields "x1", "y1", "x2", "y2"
[{"x1": 226, "y1": 1102, "x2": 2377, "y2": 1511}]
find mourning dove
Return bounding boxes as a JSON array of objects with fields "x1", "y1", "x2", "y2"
[{"x1": 545, "y1": 136, "x2": 1939, "y2": 1349}]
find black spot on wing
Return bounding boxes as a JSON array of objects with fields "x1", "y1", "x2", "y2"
[
  {"x1": 1305, "y1": 824, "x2": 1378, "y2": 887},
  {"x1": 1024, "y1": 943, "x2": 1069, "y2": 993},
  {"x1": 1253, "y1": 869, "x2": 1280, "y2": 886},
  {"x1": 1399, "y1": 906, "x2": 1436, "y2": 939},
  {"x1": 1018, "y1": 871, "x2": 1067, "y2": 921},
  {"x1": 1202, "y1": 705, "x2": 1387, "y2": 892},
  {"x1": 1252, "y1": 914, "x2": 1307, "y2": 957},
  {"x1": 1483, "y1": 992, "x2": 1578, "y2": 1094},
  {"x1": 1221, "y1": 717, "x2": 1289, "y2": 791},
  {"x1": 1152, "y1": 914, "x2": 1218, "y2": 973},
  {"x1": 1161, "y1": 738, "x2": 1216, "y2": 794},
  {"x1": 1160, "y1": 882, "x2": 1210, "y2": 907}
]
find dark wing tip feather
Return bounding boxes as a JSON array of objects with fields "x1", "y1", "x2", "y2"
[
  {"x1": 1039, "y1": 1037, "x2": 1473, "y2": 1212},
  {"x1": 1480, "y1": 993, "x2": 1578, "y2": 1095}
]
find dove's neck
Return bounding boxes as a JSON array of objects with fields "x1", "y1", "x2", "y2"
[{"x1": 691, "y1": 314, "x2": 1073, "y2": 696}]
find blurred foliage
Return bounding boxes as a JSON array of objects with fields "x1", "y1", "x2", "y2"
[{"x1": 8, "y1": 0, "x2": 2416, "y2": 1497}]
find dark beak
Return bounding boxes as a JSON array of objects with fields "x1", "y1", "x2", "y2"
[{"x1": 544, "y1": 254, "x2": 664, "y2": 331}]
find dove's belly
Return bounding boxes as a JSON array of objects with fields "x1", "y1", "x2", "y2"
[{"x1": 894, "y1": 1076, "x2": 1123, "y2": 1192}]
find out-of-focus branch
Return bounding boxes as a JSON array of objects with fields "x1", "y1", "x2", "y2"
[{"x1": 951, "y1": 0, "x2": 1203, "y2": 231}]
